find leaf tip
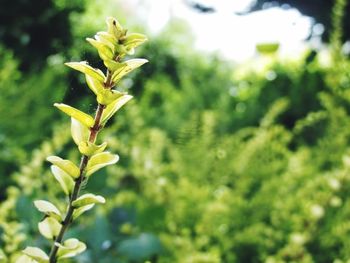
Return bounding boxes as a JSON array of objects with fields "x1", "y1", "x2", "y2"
[{"x1": 46, "y1": 156, "x2": 56, "y2": 162}]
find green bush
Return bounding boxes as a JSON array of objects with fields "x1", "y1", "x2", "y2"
[{"x1": 1, "y1": 1, "x2": 350, "y2": 262}]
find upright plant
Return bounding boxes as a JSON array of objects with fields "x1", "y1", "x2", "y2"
[{"x1": 19, "y1": 17, "x2": 148, "y2": 263}]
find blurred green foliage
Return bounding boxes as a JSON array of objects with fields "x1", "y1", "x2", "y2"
[
  {"x1": 0, "y1": 0, "x2": 85, "y2": 70},
  {"x1": 1, "y1": 0, "x2": 350, "y2": 262}
]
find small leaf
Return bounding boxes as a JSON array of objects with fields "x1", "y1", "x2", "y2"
[
  {"x1": 72, "y1": 194, "x2": 105, "y2": 207},
  {"x1": 73, "y1": 204, "x2": 95, "y2": 220},
  {"x1": 22, "y1": 247, "x2": 49, "y2": 262},
  {"x1": 111, "y1": 59, "x2": 148, "y2": 82},
  {"x1": 71, "y1": 117, "x2": 90, "y2": 146},
  {"x1": 86, "y1": 152, "x2": 119, "y2": 176},
  {"x1": 103, "y1": 59, "x2": 121, "y2": 72},
  {"x1": 86, "y1": 38, "x2": 114, "y2": 61},
  {"x1": 123, "y1": 33, "x2": 148, "y2": 51},
  {"x1": 54, "y1": 103, "x2": 94, "y2": 128},
  {"x1": 65, "y1": 61, "x2": 105, "y2": 82},
  {"x1": 256, "y1": 42, "x2": 279, "y2": 54},
  {"x1": 57, "y1": 238, "x2": 86, "y2": 259},
  {"x1": 106, "y1": 17, "x2": 124, "y2": 38},
  {"x1": 78, "y1": 141, "x2": 107, "y2": 157},
  {"x1": 101, "y1": 95, "x2": 133, "y2": 125},
  {"x1": 38, "y1": 217, "x2": 61, "y2": 240},
  {"x1": 47, "y1": 156, "x2": 80, "y2": 179},
  {"x1": 85, "y1": 74, "x2": 104, "y2": 96},
  {"x1": 16, "y1": 255, "x2": 37, "y2": 263},
  {"x1": 96, "y1": 31, "x2": 117, "y2": 50},
  {"x1": 34, "y1": 200, "x2": 62, "y2": 221},
  {"x1": 114, "y1": 44, "x2": 128, "y2": 55},
  {"x1": 50, "y1": 165, "x2": 75, "y2": 195},
  {"x1": 97, "y1": 89, "x2": 124, "y2": 105}
]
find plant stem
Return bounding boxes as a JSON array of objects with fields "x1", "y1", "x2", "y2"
[
  {"x1": 48, "y1": 103, "x2": 106, "y2": 263},
  {"x1": 48, "y1": 68, "x2": 114, "y2": 262}
]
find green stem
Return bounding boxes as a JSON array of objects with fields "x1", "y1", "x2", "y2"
[{"x1": 48, "y1": 103, "x2": 106, "y2": 263}]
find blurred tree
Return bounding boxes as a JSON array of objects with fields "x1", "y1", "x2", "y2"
[{"x1": 0, "y1": 0, "x2": 85, "y2": 70}]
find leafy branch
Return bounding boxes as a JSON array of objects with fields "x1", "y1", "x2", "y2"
[{"x1": 19, "y1": 17, "x2": 148, "y2": 263}]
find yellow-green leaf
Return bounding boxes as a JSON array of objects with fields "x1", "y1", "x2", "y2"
[
  {"x1": 34, "y1": 200, "x2": 62, "y2": 221},
  {"x1": 114, "y1": 44, "x2": 128, "y2": 56},
  {"x1": 101, "y1": 95, "x2": 133, "y2": 125},
  {"x1": 85, "y1": 74, "x2": 104, "y2": 96},
  {"x1": 78, "y1": 141, "x2": 107, "y2": 157},
  {"x1": 22, "y1": 247, "x2": 49, "y2": 262},
  {"x1": 111, "y1": 59, "x2": 148, "y2": 82},
  {"x1": 72, "y1": 204, "x2": 95, "y2": 220},
  {"x1": 86, "y1": 38, "x2": 114, "y2": 61},
  {"x1": 38, "y1": 217, "x2": 61, "y2": 240},
  {"x1": 103, "y1": 59, "x2": 121, "y2": 72},
  {"x1": 65, "y1": 61, "x2": 105, "y2": 82},
  {"x1": 71, "y1": 117, "x2": 90, "y2": 146},
  {"x1": 106, "y1": 17, "x2": 124, "y2": 38},
  {"x1": 96, "y1": 31, "x2": 117, "y2": 50},
  {"x1": 86, "y1": 152, "x2": 119, "y2": 176},
  {"x1": 46, "y1": 156, "x2": 80, "y2": 179},
  {"x1": 72, "y1": 193, "x2": 106, "y2": 207},
  {"x1": 96, "y1": 89, "x2": 124, "y2": 105},
  {"x1": 126, "y1": 47, "x2": 135, "y2": 55},
  {"x1": 50, "y1": 165, "x2": 75, "y2": 196},
  {"x1": 54, "y1": 103, "x2": 94, "y2": 128},
  {"x1": 16, "y1": 255, "x2": 36, "y2": 263},
  {"x1": 57, "y1": 238, "x2": 86, "y2": 259},
  {"x1": 123, "y1": 33, "x2": 148, "y2": 51},
  {"x1": 256, "y1": 42, "x2": 280, "y2": 54}
]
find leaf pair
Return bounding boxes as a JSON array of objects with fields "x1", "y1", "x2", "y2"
[
  {"x1": 70, "y1": 116, "x2": 109, "y2": 157},
  {"x1": 78, "y1": 141, "x2": 107, "y2": 157},
  {"x1": 34, "y1": 193, "x2": 105, "y2": 228},
  {"x1": 46, "y1": 156, "x2": 80, "y2": 196},
  {"x1": 92, "y1": 17, "x2": 147, "y2": 60},
  {"x1": 72, "y1": 192, "x2": 106, "y2": 221},
  {"x1": 22, "y1": 238, "x2": 86, "y2": 262},
  {"x1": 48, "y1": 152, "x2": 117, "y2": 195},
  {"x1": 85, "y1": 74, "x2": 124, "y2": 105},
  {"x1": 66, "y1": 98, "x2": 132, "y2": 141},
  {"x1": 33, "y1": 195, "x2": 104, "y2": 253},
  {"x1": 56, "y1": 95, "x2": 133, "y2": 138},
  {"x1": 67, "y1": 60, "x2": 146, "y2": 103}
]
